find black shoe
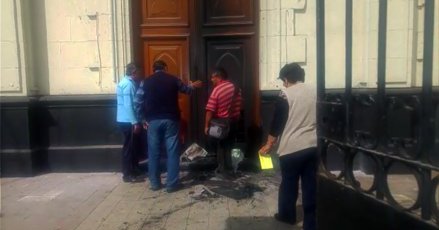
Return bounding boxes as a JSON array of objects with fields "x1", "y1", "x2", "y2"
[
  {"x1": 166, "y1": 184, "x2": 183, "y2": 193},
  {"x1": 150, "y1": 186, "x2": 161, "y2": 191},
  {"x1": 131, "y1": 169, "x2": 143, "y2": 177},
  {"x1": 274, "y1": 213, "x2": 296, "y2": 225},
  {"x1": 132, "y1": 171, "x2": 147, "y2": 179},
  {"x1": 149, "y1": 182, "x2": 163, "y2": 191}
]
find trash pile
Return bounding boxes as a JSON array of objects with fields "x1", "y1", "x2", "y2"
[{"x1": 179, "y1": 143, "x2": 280, "y2": 202}]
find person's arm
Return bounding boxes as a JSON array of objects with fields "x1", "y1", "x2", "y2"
[
  {"x1": 204, "y1": 90, "x2": 218, "y2": 135},
  {"x1": 177, "y1": 78, "x2": 202, "y2": 94},
  {"x1": 134, "y1": 81, "x2": 146, "y2": 124},
  {"x1": 204, "y1": 110, "x2": 214, "y2": 135},
  {"x1": 269, "y1": 92, "x2": 289, "y2": 137},
  {"x1": 259, "y1": 135, "x2": 278, "y2": 155},
  {"x1": 234, "y1": 88, "x2": 243, "y2": 118},
  {"x1": 124, "y1": 83, "x2": 141, "y2": 133},
  {"x1": 259, "y1": 92, "x2": 289, "y2": 155}
]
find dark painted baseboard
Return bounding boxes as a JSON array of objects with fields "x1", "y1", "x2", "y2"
[
  {"x1": 46, "y1": 146, "x2": 121, "y2": 172},
  {"x1": 1, "y1": 149, "x2": 38, "y2": 176},
  {"x1": 2, "y1": 91, "x2": 435, "y2": 176},
  {"x1": 1, "y1": 95, "x2": 122, "y2": 176},
  {"x1": 1, "y1": 94, "x2": 263, "y2": 176}
]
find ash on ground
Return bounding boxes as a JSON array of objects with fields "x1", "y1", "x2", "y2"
[{"x1": 181, "y1": 171, "x2": 281, "y2": 201}]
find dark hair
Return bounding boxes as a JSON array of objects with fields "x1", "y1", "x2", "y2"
[
  {"x1": 153, "y1": 60, "x2": 167, "y2": 71},
  {"x1": 125, "y1": 62, "x2": 140, "y2": 76},
  {"x1": 211, "y1": 67, "x2": 228, "y2": 80},
  {"x1": 279, "y1": 63, "x2": 305, "y2": 83}
]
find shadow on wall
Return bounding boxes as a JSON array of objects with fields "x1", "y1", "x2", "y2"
[
  {"x1": 29, "y1": 102, "x2": 57, "y2": 172},
  {"x1": 435, "y1": 105, "x2": 439, "y2": 161},
  {"x1": 429, "y1": 101, "x2": 439, "y2": 165}
]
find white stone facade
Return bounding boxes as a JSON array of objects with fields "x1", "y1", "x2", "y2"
[
  {"x1": 1, "y1": 0, "x2": 131, "y2": 96},
  {"x1": 1, "y1": 0, "x2": 438, "y2": 96},
  {"x1": 1, "y1": 0, "x2": 27, "y2": 95},
  {"x1": 259, "y1": 0, "x2": 439, "y2": 90},
  {"x1": 259, "y1": 0, "x2": 315, "y2": 90}
]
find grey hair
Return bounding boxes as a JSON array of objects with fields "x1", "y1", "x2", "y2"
[{"x1": 125, "y1": 62, "x2": 140, "y2": 76}]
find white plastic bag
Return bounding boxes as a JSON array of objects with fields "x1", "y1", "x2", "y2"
[
  {"x1": 231, "y1": 148, "x2": 244, "y2": 172},
  {"x1": 182, "y1": 143, "x2": 208, "y2": 161}
]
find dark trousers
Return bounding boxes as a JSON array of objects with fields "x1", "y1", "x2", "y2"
[
  {"x1": 119, "y1": 122, "x2": 139, "y2": 178},
  {"x1": 278, "y1": 147, "x2": 317, "y2": 230},
  {"x1": 138, "y1": 129, "x2": 147, "y2": 162},
  {"x1": 207, "y1": 121, "x2": 238, "y2": 171}
]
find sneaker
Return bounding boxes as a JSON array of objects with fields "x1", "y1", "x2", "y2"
[{"x1": 274, "y1": 213, "x2": 296, "y2": 225}]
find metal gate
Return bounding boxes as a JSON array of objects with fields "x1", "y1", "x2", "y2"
[{"x1": 316, "y1": 0, "x2": 438, "y2": 228}]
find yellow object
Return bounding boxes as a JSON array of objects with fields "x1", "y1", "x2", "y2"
[{"x1": 259, "y1": 153, "x2": 274, "y2": 170}]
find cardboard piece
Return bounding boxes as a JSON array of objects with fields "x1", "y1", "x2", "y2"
[{"x1": 258, "y1": 154, "x2": 274, "y2": 170}]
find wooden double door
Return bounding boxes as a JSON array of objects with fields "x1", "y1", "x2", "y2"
[{"x1": 133, "y1": 0, "x2": 260, "y2": 150}]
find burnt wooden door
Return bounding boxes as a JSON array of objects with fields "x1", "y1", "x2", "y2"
[
  {"x1": 198, "y1": 0, "x2": 260, "y2": 155},
  {"x1": 134, "y1": 0, "x2": 260, "y2": 152}
]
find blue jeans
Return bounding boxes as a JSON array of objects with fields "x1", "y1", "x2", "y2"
[{"x1": 147, "y1": 119, "x2": 180, "y2": 189}]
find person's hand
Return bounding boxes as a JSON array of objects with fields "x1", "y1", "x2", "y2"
[
  {"x1": 190, "y1": 80, "x2": 203, "y2": 88},
  {"x1": 258, "y1": 143, "x2": 273, "y2": 155},
  {"x1": 133, "y1": 124, "x2": 141, "y2": 134},
  {"x1": 142, "y1": 122, "x2": 149, "y2": 130},
  {"x1": 204, "y1": 126, "x2": 209, "y2": 135}
]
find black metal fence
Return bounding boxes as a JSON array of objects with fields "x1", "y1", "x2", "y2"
[{"x1": 316, "y1": 0, "x2": 438, "y2": 226}]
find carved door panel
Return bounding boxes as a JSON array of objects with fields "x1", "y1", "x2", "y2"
[
  {"x1": 206, "y1": 41, "x2": 245, "y2": 91},
  {"x1": 203, "y1": 0, "x2": 253, "y2": 26},
  {"x1": 144, "y1": 40, "x2": 188, "y2": 77},
  {"x1": 142, "y1": 0, "x2": 189, "y2": 26}
]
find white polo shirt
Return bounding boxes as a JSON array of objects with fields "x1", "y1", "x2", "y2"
[{"x1": 277, "y1": 82, "x2": 317, "y2": 156}]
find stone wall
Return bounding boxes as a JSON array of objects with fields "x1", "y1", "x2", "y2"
[
  {"x1": 1, "y1": 0, "x2": 438, "y2": 95},
  {"x1": 1, "y1": 0, "x2": 132, "y2": 96},
  {"x1": 259, "y1": 0, "x2": 439, "y2": 90},
  {"x1": 1, "y1": 0, "x2": 28, "y2": 96}
]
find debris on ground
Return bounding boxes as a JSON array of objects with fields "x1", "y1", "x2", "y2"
[
  {"x1": 184, "y1": 171, "x2": 280, "y2": 201},
  {"x1": 181, "y1": 143, "x2": 208, "y2": 161},
  {"x1": 189, "y1": 185, "x2": 219, "y2": 200}
]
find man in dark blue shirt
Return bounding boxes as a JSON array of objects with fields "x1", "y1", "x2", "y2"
[{"x1": 135, "y1": 60, "x2": 202, "y2": 192}]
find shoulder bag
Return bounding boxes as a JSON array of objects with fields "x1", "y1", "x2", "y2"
[{"x1": 208, "y1": 85, "x2": 238, "y2": 139}]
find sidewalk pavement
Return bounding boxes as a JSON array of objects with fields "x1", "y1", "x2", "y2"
[{"x1": 0, "y1": 171, "x2": 303, "y2": 230}]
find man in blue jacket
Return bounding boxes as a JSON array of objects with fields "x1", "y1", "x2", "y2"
[
  {"x1": 135, "y1": 60, "x2": 202, "y2": 192},
  {"x1": 116, "y1": 62, "x2": 143, "y2": 183}
]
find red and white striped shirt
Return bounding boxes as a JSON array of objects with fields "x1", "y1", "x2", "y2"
[{"x1": 206, "y1": 80, "x2": 242, "y2": 120}]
